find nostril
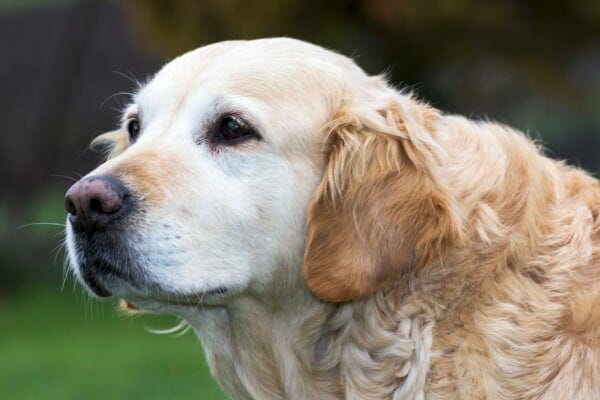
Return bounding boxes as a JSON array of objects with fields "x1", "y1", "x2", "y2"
[
  {"x1": 65, "y1": 198, "x2": 77, "y2": 216},
  {"x1": 65, "y1": 175, "x2": 130, "y2": 232},
  {"x1": 89, "y1": 198, "x2": 103, "y2": 213}
]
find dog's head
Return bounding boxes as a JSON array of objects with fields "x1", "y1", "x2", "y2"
[{"x1": 65, "y1": 38, "x2": 463, "y2": 311}]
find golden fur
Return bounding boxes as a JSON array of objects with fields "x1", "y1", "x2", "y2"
[
  {"x1": 86, "y1": 39, "x2": 599, "y2": 399},
  {"x1": 302, "y1": 82, "x2": 600, "y2": 398}
]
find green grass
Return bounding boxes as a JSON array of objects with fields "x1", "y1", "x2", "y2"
[{"x1": 0, "y1": 287, "x2": 226, "y2": 400}]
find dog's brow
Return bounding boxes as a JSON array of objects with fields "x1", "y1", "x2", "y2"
[{"x1": 121, "y1": 104, "x2": 139, "y2": 122}]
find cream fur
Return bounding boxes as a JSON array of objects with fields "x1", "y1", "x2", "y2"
[{"x1": 66, "y1": 38, "x2": 600, "y2": 399}]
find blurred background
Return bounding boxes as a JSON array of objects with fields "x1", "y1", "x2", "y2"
[{"x1": 1, "y1": 0, "x2": 598, "y2": 398}]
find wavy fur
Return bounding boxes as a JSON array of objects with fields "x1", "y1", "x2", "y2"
[{"x1": 74, "y1": 39, "x2": 600, "y2": 399}]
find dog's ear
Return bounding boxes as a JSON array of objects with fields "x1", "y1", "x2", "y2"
[
  {"x1": 303, "y1": 81, "x2": 464, "y2": 302},
  {"x1": 91, "y1": 130, "x2": 129, "y2": 160}
]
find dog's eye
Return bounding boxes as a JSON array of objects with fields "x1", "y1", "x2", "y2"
[
  {"x1": 213, "y1": 115, "x2": 257, "y2": 144},
  {"x1": 127, "y1": 119, "x2": 141, "y2": 142}
]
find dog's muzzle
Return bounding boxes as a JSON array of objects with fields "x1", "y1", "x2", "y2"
[{"x1": 65, "y1": 175, "x2": 137, "y2": 297}]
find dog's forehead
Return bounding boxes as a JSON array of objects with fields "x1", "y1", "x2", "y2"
[{"x1": 137, "y1": 38, "x2": 365, "y2": 115}]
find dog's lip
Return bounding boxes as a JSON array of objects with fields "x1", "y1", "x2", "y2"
[
  {"x1": 205, "y1": 286, "x2": 229, "y2": 296},
  {"x1": 161, "y1": 286, "x2": 231, "y2": 306},
  {"x1": 90, "y1": 284, "x2": 112, "y2": 298},
  {"x1": 78, "y1": 256, "x2": 141, "y2": 298},
  {"x1": 124, "y1": 286, "x2": 234, "y2": 308},
  {"x1": 81, "y1": 267, "x2": 113, "y2": 297}
]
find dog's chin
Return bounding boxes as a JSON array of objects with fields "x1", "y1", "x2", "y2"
[
  {"x1": 79, "y1": 265, "x2": 114, "y2": 298},
  {"x1": 70, "y1": 243, "x2": 240, "y2": 309},
  {"x1": 76, "y1": 262, "x2": 238, "y2": 312},
  {"x1": 82, "y1": 277, "x2": 113, "y2": 298},
  {"x1": 127, "y1": 285, "x2": 236, "y2": 310},
  {"x1": 75, "y1": 257, "x2": 141, "y2": 299},
  {"x1": 115, "y1": 287, "x2": 235, "y2": 317}
]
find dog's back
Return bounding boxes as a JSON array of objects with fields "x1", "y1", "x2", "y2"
[{"x1": 425, "y1": 116, "x2": 600, "y2": 399}]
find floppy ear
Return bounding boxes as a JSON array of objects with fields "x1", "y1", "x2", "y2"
[{"x1": 303, "y1": 84, "x2": 464, "y2": 302}]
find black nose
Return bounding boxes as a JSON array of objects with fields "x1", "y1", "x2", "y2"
[{"x1": 65, "y1": 176, "x2": 130, "y2": 233}]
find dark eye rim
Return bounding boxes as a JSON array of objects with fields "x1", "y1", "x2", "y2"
[
  {"x1": 208, "y1": 113, "x2": 261, "y2": 147},
  {"x1": 126, "y1": 118, "x2": 141, "y2": 142}
]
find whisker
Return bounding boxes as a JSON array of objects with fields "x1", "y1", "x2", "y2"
[
  {"x1": 100, "y1": 91, "x2": 135, "y2": 109},
  {"x1": 51, "y1": 230, "x2": 67, "y2": 239},
  {"x1": 51, "y1": 238, "x2": 66, "y2": 253},
  {"x1": 109, "y1": 106, "x2": 125, "y2": 114},
  {"x1": 49, "y1": 174, "x2": 78, "y2": 182},
  {"x1": 17, "y1": 222, "x2": 66, "y2": 229},
  {"x1": 60, "y1": 253, "x2": 71, "y2": 292},
  {"x1": 52, "y1": 240, "x2": 67, "y2": 265},
  {"x1": 74, "y1": 142, "x2": 93, "y2": 162},
  {"x1": 112, "y1": 70, "x2": 143, "y2": 90}
]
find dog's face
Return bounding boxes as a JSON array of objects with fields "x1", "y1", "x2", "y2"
[
  {"x1": 65, "y1": 39, "x2": 356, "y2": 309},
  {"x1": 66, "y1": 38, "x2": 461, "y2": 310}
]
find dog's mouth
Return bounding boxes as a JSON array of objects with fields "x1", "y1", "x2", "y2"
[
  {"x1": 81, "y1": 266, "x2": 112, "y2": 297},
  {"x1": 144, "y1": 286, "x2": 233, "y2": 306},
  {"x1": 76, "y1": 254, "x2": 234, "y2": 307},
  {"x1": 70, "y1": 227, "x2": 145, "y2": 298},
  {"x1": 79, "y1": 259, "x2": 234, "y2": 307},
  {"x1": 119, "y1": 287, "x2": 233, "y2": 313},
  {"x1": 78, "y1": 258, "x2": 139, "y2": 298},
  {"x1": 70, "y1": 227, "x2": 237, "y2": 307}
]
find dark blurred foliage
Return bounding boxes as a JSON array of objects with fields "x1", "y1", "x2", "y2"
[
  {"x1": 1, "y1": 0, "x2": 598, "y2": 293},
  {"x1": 126, "y1": 0, "x2": 600, "y2": 167}
]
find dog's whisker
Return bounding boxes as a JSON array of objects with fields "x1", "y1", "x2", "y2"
[
  {"x1": 49, "y1": 174, "x2": 79, "y2": 182},
  {"x1": 50, "y1": 230, "x2": 67, "y2": 240},
  {"x1": 112, "y1": 70, "x2": 143, "y2": 90},
  {"x1": 99, "y1": 91, "x2": 136, "y2": 109},
  {"x1": 17, "y1": 222, "x2": 66, "y2": 229},
  {"x1": 60, "y1": 253, "x2": 71, "y2": 292},
  {"x1": 194, "y1": 290, "x2": 203, "y2": 307},
  {"x1": 51, "y1": 239, "x2": 66, "y2": 259},
  {"x1": 109, "y1": 106, "x2": 125, "y2": 114},
  {"x1": 145, "y1": 319, "x2": 190, "y2": 336}
]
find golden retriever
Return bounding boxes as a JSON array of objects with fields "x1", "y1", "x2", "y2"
[{"x1": 64, "y1": 38, "x2": 600, "y2": 399}]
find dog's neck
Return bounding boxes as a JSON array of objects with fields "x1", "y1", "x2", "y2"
[
  {"x1": 185, "y1": 284, "x2": 434, "y2": 400},
  {"x1": 183, "y1": 115, "x2": 577, "y2": 400}
]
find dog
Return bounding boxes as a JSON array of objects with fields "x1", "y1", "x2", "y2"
[{"x1": 65, "y1": 38, "x2": 600, "y2": 399}]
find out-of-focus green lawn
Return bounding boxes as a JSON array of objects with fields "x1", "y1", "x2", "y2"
[{"x1": 0, "y1": 287, "x2": 226, "y2": 400}]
